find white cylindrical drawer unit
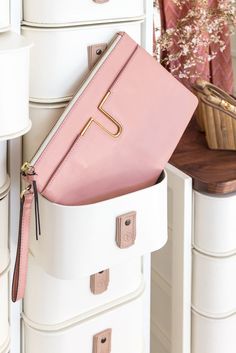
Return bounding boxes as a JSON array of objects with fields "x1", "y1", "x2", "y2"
[
  {"x1": 194, "y1": 191, "x2": 236, "y2": 256},
  {"x1": 22, "y1": 290, "x2": 144, "y2": 353},
  {"x1": 0, "y1": 32, "x2": 32, "y2": 140},
  {"x1": 0, "y1": 268, "x2": 9, "y2": 351},
  {"x1": 23, "y1": 102, "x2": 68, "y2": 162},
  {"x1": 192, "y1": 250, "x2": 236, "y2": 317},
  {"x1": 0, "y1": 0, "x2": 10, "y2": 32},
  {"x1": 21, "y1": 20, "x2": 143, "y2": 103},
  {"x1": 0, "y1": 141, "x2": 7, "y2": 188},
  {"x1": 192, "y1": 310, "x2": 236, "y2": 353},
  {"x1": 24, "y1": 254, "x2": 143, "y2": 326},
  {"x1": 22, "y1": 0, "x2": 144, "y2": 27},
  {"x1": 0, "y1": 180, "x2": 10, "y2": 274},
  {"x1": 30, "y1": 172, "x2": 167, "y2": 280}
]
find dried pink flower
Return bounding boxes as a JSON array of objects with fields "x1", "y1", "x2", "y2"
[{"x1": 155, "y1": 0, "x2": 236, "y2": 79}]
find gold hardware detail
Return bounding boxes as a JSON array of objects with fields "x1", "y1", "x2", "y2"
[
  {"x1": 20, "y1": 185, "x2": 31, "y2": 199},
  {"x1": 80, "y1": 91, "x2": 122, "y2": 138},
  {"x1": 21, "y1": 162, "x2": 31, "y2": 174}
]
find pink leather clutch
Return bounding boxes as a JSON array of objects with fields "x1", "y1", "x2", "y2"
[{"x1": 12, "y1": 32, "x2": 198, "y2": 301}]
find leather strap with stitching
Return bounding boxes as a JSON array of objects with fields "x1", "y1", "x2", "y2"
[{"x1": 12, "y1": 192, "x2": 34, "y2": 302}]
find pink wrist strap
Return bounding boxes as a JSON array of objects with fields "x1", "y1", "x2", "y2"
[{"x1": 12, "y1": 192, "x2": 34, "y2": 302}]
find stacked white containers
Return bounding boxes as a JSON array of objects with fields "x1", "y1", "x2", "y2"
[
  {"x1": 192, "y1": 192, "x2": 236, "y2": 353},
  {"x1": 0, "y1": 9, "x2": 32, "y2": 353},
  {"x1": 21, "y1": 3, "x2": 168, "y2": 353},
  {"x1": 151, "y1": 167, "x2": 236, "y2": 353}
]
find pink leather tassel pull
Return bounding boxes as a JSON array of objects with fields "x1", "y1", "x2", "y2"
[
  {"x1": 12, "y1": 189, "x2": 34, "y2": 302},
  {"x1": 32, "y1": 179, "x2": 41, "y2": 240},
  {"x1": 12, "y1": 164, "x2": 41, "y2": 302}
]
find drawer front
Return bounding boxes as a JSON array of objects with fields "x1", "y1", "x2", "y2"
[
  {"x1": 192, "y1": 250, "x2": 236, "y2": 317},
  {"x1": 192, "y1": 310, "x2": 236, "y2": 353},
  {"x1": 152, "y1": 227, "x2": 172, "y2": 285},
  {"x1": 194, "y1": 191, "x2": 236, "y2": 256},
  {"x1": 24, "y1": 254, "x2": 143, "y2": 326},
  {"x1": 23, "y1": 0, "x2": 144, "y2": 26},
  {"x1": 0, "y1": 0, "x2": 10, "y2": 32},
  {"x1": 0, "y1": 193, "x2": 9, "y2": 273},
  {"x1": 23, "y1": 102, "x2": 68, "y2": 162},
  {"x1": 22, "y1": 291, "x2": 145, "y2": 353},
  {"x1": 29, "y1": 173, "x2": 167, "y2": 280},
  {"x1": 0, "y1": 269, "x2": 9, "y2": 350},
  {"x1": 0, "y1": 32, "x2": 32, "y2": 140},
  {"x1": 21, "y1": 21, "x2": 143, "y2": 103},
  {"x1": 0, "y1": 142, "x2": 7, "y2": 188}
]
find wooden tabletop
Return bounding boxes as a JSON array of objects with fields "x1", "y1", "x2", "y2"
[{"x1": 170, "y1": 119, "x2": 236, "y2": 195}]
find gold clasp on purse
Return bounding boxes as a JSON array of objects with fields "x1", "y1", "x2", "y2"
[{"x1": 80, "y1": 91, "x2": 123, "y2": 138}]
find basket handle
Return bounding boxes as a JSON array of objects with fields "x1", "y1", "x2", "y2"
[
  {"x1": 200, "y1": 94, "x2": 236, "y2": 120},
  {"x1": 195, "y1": 79, "x2": 236, "y2": 106}
]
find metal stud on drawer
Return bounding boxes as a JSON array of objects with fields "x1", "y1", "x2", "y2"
[
  {"x1": 90, "y1": 269, "x2": 110, "y2": 294},
  {"x1": 116, "y1": 211, "x2": 136, "y2": 249},
  {"x1": 93, "y1": 329, "x2": 112, "y2": 353}
]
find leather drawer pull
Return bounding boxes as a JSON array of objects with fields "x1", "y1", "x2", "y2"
[
  {"x1": 93, "y1": 0, "x2": 110, "y2": 3},
  {"x1": 90, "y1": 269, "x2": 110, "y2": 294},
  {"x1": 88, "y1": 43, "x2": 108, "y2": 70},
  {"x1": 93, "y1": 329, "x2": 112, "y2": 353},
  {"x1": 116, "y1": 211, "x2": 136, "y2": 248}
]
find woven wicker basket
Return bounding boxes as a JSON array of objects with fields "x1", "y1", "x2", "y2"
[{"x1": 192, "y1": 79, "x2": 236, "y2": 151}]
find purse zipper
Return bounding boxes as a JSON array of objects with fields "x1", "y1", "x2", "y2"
[
  {"x1": 26, "y1": 33, "x2": 123, "y2": 169},
  {"x1": 21, "y1": 162, "x2": 41, "y2": 240},
  {"x1": 21, "y1": 161, "x2": 32, "y2": 175},
  {"x1": 19, "y1": 34, "x2": 124, "y2": 238}
]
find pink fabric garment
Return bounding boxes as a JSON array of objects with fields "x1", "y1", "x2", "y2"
[{"x1": 157, "y1": 0, "x2": 234, "y2": 93}]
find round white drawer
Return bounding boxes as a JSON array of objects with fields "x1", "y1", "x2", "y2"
[
  {"x1": 29, "y1": 172, "x2": 167, "y2": 280},
  {"x1": 0, "y1": 142, "x2": 7, "y2": 188},
  {"x1": 0, "y1": 268, "x2": 9, "y2": 350},
  {"x1": 22, "y1": 290, "x2": 145, "y2": 353},
  {"x1": 194, "y1": 190, "x2": 236, "y2": 256},
  {"x1": 192, "y1": 250, "x2": 236, "y2": 317},
  {"x1": 24, "y1": 254, "x2": 143, "y2": 326},
  {"x1": 23, "y1": 102, "x2": 68, "y2": 162},
  {"x1": 0, "y1": 0, "x2": 10, "y2": 32},
  {"x1": 0, "y1": 32, "x2": 32, "y2": 140},
  {"x1": 192, "y1": 310, "x2": 236, "y2": 353},
  {"x1": 21, "y1": 21, "x2": 142, "y2": 103},
  {"x1": 22, "y1": 0, "x2": 144, "y2": 27}
]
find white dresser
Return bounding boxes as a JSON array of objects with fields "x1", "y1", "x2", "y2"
[
  {"x1": 151, "y1": 120, "x2": 236, "y2": 353},
  {"x1": 6, "y1": 1, "x2": 163, "y2": 353}
]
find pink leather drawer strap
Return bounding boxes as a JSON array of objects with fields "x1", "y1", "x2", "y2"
[
  {"x1": 88, "y1": 43, "x2": 108, "y2": 70},
  {"x1": 90, "y1": 269, "x2": 110, "y2": 294},
  {"x1": 93, "y1": 329, "x2": 112, "y2": 353},
  {"x1": 12, "y1": 192, "x2": 34, "y2": 302},
  {"x1": 116, "y1": 211, "x2": 136, "y2": 248}
]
